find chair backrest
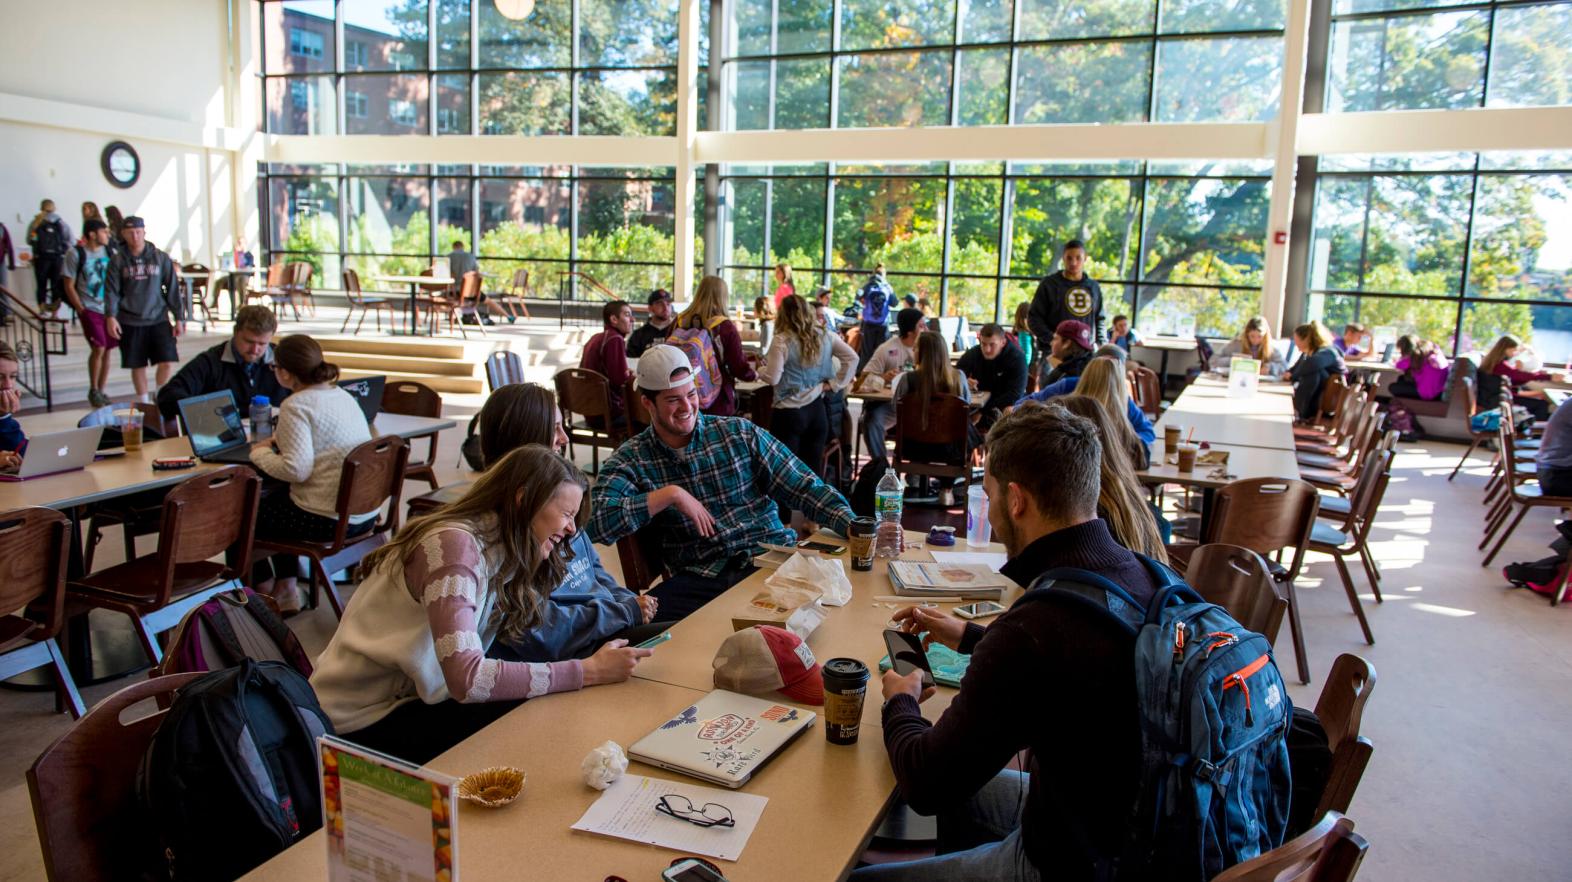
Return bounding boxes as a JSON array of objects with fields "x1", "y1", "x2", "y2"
[
  {"x1": 1210, "y1": 812, "x2": 1369, "y2": 882},
  {"x1": 1336, "y1": 448, "x2": 1393, "y2": 534},
  {"x1": 625, "y1": 378, "x2": 652, "y2": 429},
  {"x1": 615, "y1": 526, "x2": 669, "y2": 594},
  {"x1": 486, "y1": 350, "x2": 525, "y2": 391},
  {"x1": 1206, "y1": 478, "x2": 1321, "y2": 581},
  {"x1": 153, "y1": 467, "x2": 260, "y2": 607},
  {"x1": 28, "y1": 672, "x2": 205, "y2": 882},
  {"x1": 0, "y1": 507, "x2": 71, "y2": 642},
  {"x1": 1184, "y1": 543, "x2": 1288, "y2": 643},
  {"x1": 458, "y1": 270, "x2": 482, "y2": 304},
  {"x1": 342, "y1": 268, "x2": 362, "y2": 301},
  {"x1": 132, "y1": 399, "x2": 180, "y2": 439},
  {"x1": 290, "y1": 261, "x2": 312, "y2": 290},
  {"x1": 266, "y1": 263, "x2": 288, "y2": 287},
  {"x1": 1129, "y1": 365, "x2": 1162, "y2": 418},
  {"x1": 894, "y1": 393, "x2": 970, "y2": 450},
  {"x1": 509, "y1": 267, "x2": 530, "y2": 294},
  {"x1": 1317, "y1": 374, "x2": 1350, "y2": 425},
  {"x1": 330, "y1": 435, "x2": 410, "y2": 547},
  {"x1": 1314, "y1": 654, "x2": 1377, "y2": 818},
  {"x1": 381, "y1": 380, "x2": 442, "y2": 419},
  {"x1": 555, "y1": 367, "x2": 615, "y2": 420}
]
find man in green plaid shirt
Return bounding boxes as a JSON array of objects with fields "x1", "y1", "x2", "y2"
[{"x1": 590, "y1": 345, "x2": 855, "y2": 620}]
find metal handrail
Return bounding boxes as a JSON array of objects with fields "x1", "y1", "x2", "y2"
[{"x1": 0, "y1": 285, "x2": 69, "y2": 412}]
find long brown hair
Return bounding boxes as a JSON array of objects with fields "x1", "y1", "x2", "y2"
[
  {"x1": 1479, "y1": 335, "x2": 1521, "y2": 375},
  {"x1": 1073, "y1": 357, "x2": 1143, "y2": 467},
  {"x1": 1056, "y1": 396, "x2": 1168, "y2": 562},
  {"x1": 1294, "y1": 321, "x2": 1332, "y2": 352},
  {"x1": 478, "y1": 383, "x2": 558, "y2": 467},
  {"x1": 359, "y1": 445, "x2": 588, "y2": 643},
  {"x1": 910, "y1": 330, "x2": 960, "y2": 430},
  {"x1": 775, "y1": 295, "x2": 822, "y2": 365},
  {"x1": 679, "y1": 275, "x2": 731, "y2": 329},
  {"x1": 1012, "y1": 301, "x2": 1031, "y2": 334}
]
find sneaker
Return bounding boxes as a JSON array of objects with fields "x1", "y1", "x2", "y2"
[
  {"x1": 87, "y1": 388, "x2": 109, "y2": 408},
  {"x1": 482, "y1": 317, "x2": 496, "y2": 326}
]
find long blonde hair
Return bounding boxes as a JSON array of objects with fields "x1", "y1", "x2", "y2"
[
  {"x1": 1479, "y1": 335, "x2": 1522, "y2": 375},
  {"x1": 774, "y1": 263, "x2": 795, "y2": 292},
  {"x1": 1056, "y1": 396, "x2": 1168, "y2": 562},
  {"x1": 910, "y1": 330, "x2": 960, "y2": 430},
  {"x1": 358, "y1": 445, "x2": 588, "y2": 643},
  {"x1": 1073, "y1": 357, "x2": 1143, "y2": 466},
  {"x1": 775, "y1": 294, "x2": 823, "y2": 365},
  {"x1": 1294, "y1": 321, "x2": 1332, "y2": 352},
  {"x1": 679, "y1": 275, "x2": 731, "y2": 329},
  {"x1": 1235, "y1": 316, "x2": 1274, "y2": 361}
]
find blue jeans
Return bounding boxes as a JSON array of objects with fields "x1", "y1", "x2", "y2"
[
  {"x1": 851, "y1": 772, "x2": 1043, "y2": 882},
  {"x1": 864, "y1": 401, "x2": 894, "y2": 460}
]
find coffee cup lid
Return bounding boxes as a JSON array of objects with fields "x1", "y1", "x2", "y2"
[{"x1": 821, "y1": 657, "x2": 870, "y2": 683}]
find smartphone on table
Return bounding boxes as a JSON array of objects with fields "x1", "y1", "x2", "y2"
[
  {"x1": 797, "y1": 539, "x2": 847, "y2": 555},
  {"x1": 882, "y1": 628, "x2": 935, "y2": 688},
  {"x1": 955, "y1": 600, "x2": 1006, "y2": 620},
  {"x1": 662, "y1": 858, "x2": 731, "y2": 882}
]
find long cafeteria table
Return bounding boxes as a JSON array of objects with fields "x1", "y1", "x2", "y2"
[{"x1": 244, "y1": 530, "x2": 1012, "y2": 881}]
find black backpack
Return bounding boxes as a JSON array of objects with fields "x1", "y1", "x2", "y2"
[
  {"x1": 139, "y1": 659, "x2": 333, "y2": 880},
  {"x1": 35, "y1": 218, "x2": 66, "y2": 256}
]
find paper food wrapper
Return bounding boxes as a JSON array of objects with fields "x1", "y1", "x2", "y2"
[
  {"x1": 729, "y1": 555, "x2": 845, "y2": 637},
  {"x1": 581, "y1": 740, "x2": 628, "y2": 791},
  {"x1": 768, "y1": 552, "x2": 854, "y2": 607},
  {"x1": 857, "y1": 373, "x2": 887, "y2": 393}
]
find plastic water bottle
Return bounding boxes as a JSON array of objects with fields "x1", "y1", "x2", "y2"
[
  {"x1": 874, "y1": 467, "x2": 905, "y2": 558},
  {"x1": 249, "y1": 395, "x2": 273, "y2": 441},
  {"x1": 967, "y1": 484, "x2": 992, "y2": 547}
]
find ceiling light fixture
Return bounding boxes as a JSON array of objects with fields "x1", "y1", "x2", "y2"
[{"x1": 494, "y1": 0, "x2": 536, "y2": 20}]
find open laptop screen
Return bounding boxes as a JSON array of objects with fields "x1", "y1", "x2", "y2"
[{"x1": 179, "y1": 390, "x2": 247, "y2": 456}]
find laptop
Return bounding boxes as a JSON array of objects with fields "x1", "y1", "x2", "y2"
[
  {"x1": 0, "y1": 426, "x2": 104, "y2": 482},
  {"x1": 337, "y1": 375, "x2": 386, "y2": 425},
  {"x1": 629, "y1": 689, "x2": 816, "y2": 789},
  {"x1": 177, "y1": 390, "x2": 255, "y2": 464}
]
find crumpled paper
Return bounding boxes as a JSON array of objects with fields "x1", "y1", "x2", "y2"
[
  {"x1": 581, "y1": 740, "x2": 628, "y2": 790},
  {"x1": 767, "y1": 552, "x2": 854, "y2": 607}
]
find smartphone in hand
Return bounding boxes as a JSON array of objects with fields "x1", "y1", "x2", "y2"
[{"x1": 883, "y1": 628, "x2": 935, "y2": 688}]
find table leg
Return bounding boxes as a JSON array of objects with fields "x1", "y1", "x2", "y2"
[
  {"x1": 1198, "y1": 487, "x2": 1216, "y2": 539},
  {"x1": 1158, "y1": 350, "x2": 1172, "y2": 395}
]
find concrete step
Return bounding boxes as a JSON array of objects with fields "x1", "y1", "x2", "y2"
[
  {"x1": 310, "y1": 336, "x2": 471, "y2": 360},
  {"x1": 329, "y1": 352, "x2": 482, "y2": 378},
  {"x1": 340, "y1": 367, "x2": 485, "y2": 395}
]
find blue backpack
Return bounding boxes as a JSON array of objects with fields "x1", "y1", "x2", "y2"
[{"x1": 1028, "y1": 557, "x2": 1292, "y2": 881}]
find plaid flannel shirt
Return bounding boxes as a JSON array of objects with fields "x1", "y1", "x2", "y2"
[{"x1": 589, "y1": 414, "x2": 855, "y2": 578}]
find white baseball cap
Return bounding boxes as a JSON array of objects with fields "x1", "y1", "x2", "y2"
[{"x1": 636, "y1": 345, "x2": 694, "y2": 393}]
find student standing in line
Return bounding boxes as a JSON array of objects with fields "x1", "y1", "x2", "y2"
[
  {"x1": 771, "y1": 263, "x2": 796, "y2": 310},
  {"x1": 104, "y1": 205, "x2": 125, "y2": 240},
  {"x1": 579, "y1": 299, "x2": 634, "y2": 430},
  {"x1": 1029, "y1": 239, "x2": 1104, "y2": 355},
  {"x1": 625, "y1": 288, "x2": 675, "y2": 357},
  {"x1": 26, "y1": 199, "x2": 73, "y2": 309},
  {"x1": 0, "y1": 341, "x2": 25, "y2": 471},
  {"x1": 60, "y1": 219, "x2": 117, "y2": 407},
  {"x1": 105, "y1": 216, "x2": 183, "y2": 401},
  {"x1": 248, "y1": 335, "x2": 373, "y2": 612},
  {"x1": 80, "y1": 202, "x2": 103, "y2": 244},
  {"x1": 673, "y1": 275, "x2": 757, "y2": 417},
  {"x1": 1216, "y1": 315, "x2": 1287, "y2": 377},
  {"x1": 590, "y1": 346, "x2": 854, "y2": 620},
  {"x1": 311, "y1": 445, "x2": 657, "y2": 764},
  {"x1": 857, "y1": 264, "x2": 896, "y2": 369},
  {"x1": 1391, "y1": 334, "x2": 1449, "y2": 401},
  {"x1": 758, "y1": 294, "x2": 858, "y2": 486},
  {"x1": 0, "y1": 220, "x2": 15, "y2": 318},
  {"x1": 1289, "y1": 321, "x2": 1347, "y2": 422}
]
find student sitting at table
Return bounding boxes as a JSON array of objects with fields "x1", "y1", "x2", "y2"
[
  {"x1": 1391, "y1": 334, "x2": 1449, "y2": 401},
  {"x1": 753, "y1": 295, "x2": 777, "y2": 353},
  {"x1": 157, "y1": 305, "x2": 288, "y2": 421},
  {"x1": 1057, "y1": 396, "x2": 1171, "y2": 552},
  {"x1": 758, "y1": 294, "x2": 857, "y2": 486},
  {"x1": 887, "y1": 331, "x2": 975, "y2": 468},
  {"x1": 862, "y1": 307, "x2": 926, "y2": 460},
  {"x1": 0, "y1": 341, "x2": 25, "y2": 471},
  {"x1": 855, "y1": 403, "x2": 1172, "y2": 882},
  {"x1": 1216, "y1": 315, "x2": 1287, "y2": 378},
  {"x1": 1014, "y1": 345, "x2": 1155, "y2": 446},
  {"x1": 1334, "y1": 322, "x2": 1376, "y2": 361},
  {"x1": 466, "y1": 384, "x2": 668, "y2": 663},
  {"x1": 1070, "y1": 357, "x2": 1151, "y2": 469},
  {"x1": 1289, "y1": 321, "x2": 1347, "y2": 422},
  {"x1": 1109, "y1": 314, "x2": 1142, "y2": 353},
  {"x1": 673, "y1": 275, "x2": 757, "y2": 417},
  {"x1": 590, "y1": 345, "x2": 856, "y2": 621},
  {"x1": 1009, "y1": 301, "x2": 1036, "y2": 376},
  {"x1": 579, "y1": 299, "x2": 634, "y2": 430},
  {"x1": 311, "y1": 445, "x2": 655, "y2": 764},
  {"x1": 1042, "y1": 319, "x2": 1095, "y2": 387},
  {"x1": 248, "y1": 335, "x2": 374, "y2": 613},
  {"x1": 1478, "y1": 334, "x2": 1552, "y2": 421},
  {"x1": 955, "y1": 323, "x2": 1026, "y2": 433}
]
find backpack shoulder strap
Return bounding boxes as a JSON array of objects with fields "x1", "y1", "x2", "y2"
[{"x1": 1024, "y1": 567, "x2": 1144, "y2": 636}]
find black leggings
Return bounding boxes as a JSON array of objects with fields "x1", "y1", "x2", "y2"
[
  {"x1": 253, "y1": 491, "x2": 372, "y2": 582},
  {"x1": 771, "y1": 397, "x2": 829, "y2": 480},
  {"x1": 344, "y1": 697, "x2": 525, "y2": 765}
]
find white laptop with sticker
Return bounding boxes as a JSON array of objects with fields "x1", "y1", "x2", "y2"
[{"x1": 630, "y1": 690, "x2": 815, "y2": 789}]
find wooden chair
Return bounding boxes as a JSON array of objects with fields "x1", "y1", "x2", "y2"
[
  {"x1": 1294, "y1": 374, "x2": 1351, "y2": 441},
  {"x1": 83, "y1": 403, "x2": 183, "y2": 571},
  {"x1": 1184, "y1": 544, "x2": 1288, "y2": 644},
  {"x1": 893, "y1": 394, "x2": 978, "y2": 497},
  {"x1": 1196, "y1": 478, "x2": 1321, "y2": 684},
  {"x1": 1210, "y1": 812, "x2": 1369, "y2": 882},
  {"x1": 747, "y1": 381, "x2": 775, "y2": 431},
  {"x1": 381, "y1": 380, "x2": 443, "y2": 491},
  {"x1": 1128, "y1": 364, "x2": 1163, "y2": 420},
  {"x1": 407, "y1": 480, "x2": 471, "y2": 519},
  {"x1": 1296, "y1": 386, "x2": 1367, "y2": 458},
  {"x1": 340, "y1": 269, "x2": 395, "y2": 334},
  {"x1": 28, "y1": 671, "x2": 205, "y2": 882},
  {"x1": 0, "y1": 507, "x2": 85, "y2": 719},
  {"x1": 625, "y1": 377, "x2": 653, "y2": 433},
  {"x1": 1314, "y1": 654, "x2": 1377, "y2": 819},
  {"x1": 249, "y1": 263, "x2": 296, "y2": 318},
  {"x1": 555, "y1": 368, "x2": 627, "y2": 474},
  {"x1": 68, "y1": 466, "x2": 260, "y2": 666},
  {"x1": 1481, "y1": 410, "x2": 1572, "y2": 571},
  {"x1": 1298, "y1": 398, "x2": 1377, "y2": 476},
  {"x1": 285, "y1": 261, "x2": 316, "y2": 316},
  {"x1": 487, "y1": 350, "x2": 526, "y2": 391},
  {"x1": 1308, "y1": 449, "x2": 1392, "y2": 647},
  {"x1": 615, "y1": 525, "x2": 669, "y2": 594},
  {"x1": 180, "y1": 264, "x2": 215, "y2": 326},
  {"x1": 493, "y1": 267, "x2": 532, "y2": 320},
  {"x1": 253, "y1": 435, "x2": 409, "y2": 617}
]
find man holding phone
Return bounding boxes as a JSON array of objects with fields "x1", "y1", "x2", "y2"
[{"x1": 851, "y1": 402, "x2": 1163, "y2": 881}]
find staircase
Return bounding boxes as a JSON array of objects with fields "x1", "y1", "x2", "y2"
[{"x1": 313, "y1": 322, "x2": 600, "y2": 395}]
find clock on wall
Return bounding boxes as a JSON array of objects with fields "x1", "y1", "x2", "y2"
[{"x1": 101, "y1": 141, "x2": 140, "y2": 189}]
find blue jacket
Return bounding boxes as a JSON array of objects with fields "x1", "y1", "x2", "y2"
[
  {"x1": 1017, "y1": 377, "x2": 1156, "y2": 444},
  {"x1": 0, "y1": 412, "x2": 25, "y2": 454},
  {"x1": 493, "y1": 531, "x2": 642, "y2": 662}
]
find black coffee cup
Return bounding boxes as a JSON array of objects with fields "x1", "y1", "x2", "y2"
[
  {"x1": 849, "y1": 517, "x2": 877, "y2": 571},
  {"x1": 820, "y1": 657, "x2": 870, "y2": 745}
]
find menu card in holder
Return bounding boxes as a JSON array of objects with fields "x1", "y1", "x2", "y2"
[
  {"x1": 1227, "y1": 357, "x2": 1260, "y2": 398},
  {"x1": 320, "y1": 735, "x2": 459, "y2": 882}
]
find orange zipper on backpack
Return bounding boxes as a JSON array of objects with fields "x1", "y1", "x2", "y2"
[{"x1": 1223, "y1": 653, "x2": 1270, "y2": 727}]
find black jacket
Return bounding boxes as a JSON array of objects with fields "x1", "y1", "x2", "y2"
[
  {"x1": 1288, "y1": 346, "x2": 1344, "y2": 421},
  {"x1": 956, "y1": 341, "x2": 1028, "y2": 411},
  {"x1": 626, "y1": 320, "x2": 673, "y2": 358},
  {"x1": 1043, "y1": 349, "x2": 1094, "y2": 388},
  {"x1": 157, "y1": 341, "x2": 290, "y2": 419},
  {"x1": 1028, "y1": 271, "x2": 1105, "y2": 352}
]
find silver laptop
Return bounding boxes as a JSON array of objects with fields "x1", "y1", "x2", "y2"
[
  {"x1": 630, "y1": 689, "x2": 816, "y2": 789},
  {"x1": 0, "y1": 426, "x2": 104, "y2": 482},
  {"x1": 177, "y1": 390, "x2": 254, "y2": 464}
]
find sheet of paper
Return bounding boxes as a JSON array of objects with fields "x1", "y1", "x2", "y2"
[
  {"x1": 571, "y1": 774, "x2": 767, "y2": 862},
  {"x1": 930, "y1": 550, "x2": 1008, "y2": 572}
]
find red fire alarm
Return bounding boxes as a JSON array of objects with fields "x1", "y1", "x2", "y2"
[{"x1": 1273, "y1": 230, "x2": 1288, "y2": 245}]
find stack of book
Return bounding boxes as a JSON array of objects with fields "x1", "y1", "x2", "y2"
[{"x1": 887, "y1": 561, "x2": 1011, "y2": 600}]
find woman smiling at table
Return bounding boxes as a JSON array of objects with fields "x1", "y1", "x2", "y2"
[{"x1": 310, "y1": 445, "x2": 655, "y2": 764}]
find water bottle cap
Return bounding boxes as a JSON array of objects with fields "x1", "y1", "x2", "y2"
[{"x1": 251, "y1": 395, "x2": 270, "y2": 405}]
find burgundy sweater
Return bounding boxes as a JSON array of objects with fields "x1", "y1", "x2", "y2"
[{"x1": 881, "y1": 519, "x2": 1160, "y2": 877}]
